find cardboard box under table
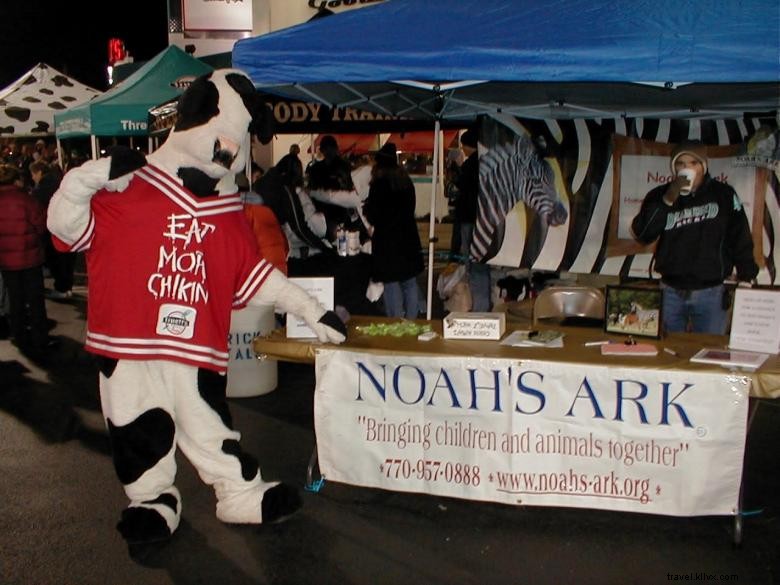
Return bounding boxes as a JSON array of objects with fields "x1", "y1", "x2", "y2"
[{"x1": 252, "y1": 316, "x2": 779, "y2": 545}]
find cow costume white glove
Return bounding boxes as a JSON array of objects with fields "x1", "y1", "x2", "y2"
[
  {"x1": 249, "y1": 269, "x2": 347, "y2": 344},
  {"x1": 47, "y1": 156, "x2": 136, "y2": 245}
]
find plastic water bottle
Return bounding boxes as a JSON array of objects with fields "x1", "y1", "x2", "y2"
[{"x1": 336, "y1": 225, "x2": 347, "y2": 256}]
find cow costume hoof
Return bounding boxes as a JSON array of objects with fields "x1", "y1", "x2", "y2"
[
  {"x1": 318, "y1": 310, "x2": 347, "y2": 338},
  {"x1": 117, "y1": 506, "x2": 173, "y2": 545},
  {"x1": 261, "y1": 483, "x2": 302, "y2": 524}
]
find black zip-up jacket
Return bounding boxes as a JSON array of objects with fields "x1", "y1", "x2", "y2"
[{"x1": 631, "y1": 175, "x2": 758, "y2": 289}]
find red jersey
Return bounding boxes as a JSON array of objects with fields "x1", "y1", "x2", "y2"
[{"x1": 57, "y1": 164, "x2": 273, "y2": 372}]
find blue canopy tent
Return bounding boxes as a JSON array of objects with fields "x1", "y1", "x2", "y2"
[{"x1": 233, "y1": 0, "x2": 780, "y2": 316}]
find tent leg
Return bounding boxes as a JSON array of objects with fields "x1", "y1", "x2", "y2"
[
  {"x1": 245, "y1": 132, "x2": 252, "y2": 181},
  {"x1": 90, "y1": 136, "x2": 98, "y2": 160},
  {"x1": 425, "y1": 120, "x2": 441, "y2": 320},
  {"x1": 56, "y1": 137, "x2": 64, "y2": 171}
]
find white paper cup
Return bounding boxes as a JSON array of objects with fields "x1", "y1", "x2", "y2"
[{"x1": 677, "y1": 168, "x2": 696, "y2": 195}]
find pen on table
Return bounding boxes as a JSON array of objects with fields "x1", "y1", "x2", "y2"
[
  {"x1": 584, "y1": 340, "x2": 610, "y2": 347},
  {"x1": 664, "y1": 347, "x2": 678, "y2": 356}
]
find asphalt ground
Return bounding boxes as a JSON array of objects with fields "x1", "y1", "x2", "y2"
[{"x1": 0, "y1": 285, "x2": 778, "y2": 585}]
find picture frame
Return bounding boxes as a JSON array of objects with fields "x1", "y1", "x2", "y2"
[{"x1": 604, "y1": 285, "x2": 663, "y2": 339}]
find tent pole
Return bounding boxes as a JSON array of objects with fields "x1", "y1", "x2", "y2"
[
  {"x1": 90, "y1": 136, "x2": 98, "y2": 160},
  {"x1": 245, "y1": 133, "x2": 251, "y2": 183},
  {"x1": 56, "y1": 137, "x2": 63, "y2": 171},
  {"x1": 425, "y1": 119, "x2": 441, "y2": 320}
]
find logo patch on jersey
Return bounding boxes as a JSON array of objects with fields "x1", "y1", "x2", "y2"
[
  {"x1": 157, "y1": 304, "x2": 197, "y2": 339},
  {"x1": 665, "y1": 202, "x2": 719, "y2": 231}
]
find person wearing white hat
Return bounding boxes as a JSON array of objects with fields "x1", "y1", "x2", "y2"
[{"x1": 631, "y1": 140, "x2": 758, "y2": 334}]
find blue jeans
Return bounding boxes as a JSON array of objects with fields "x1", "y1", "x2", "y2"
[
  {"x1": 458, "y1": 223, "x2": 474, "y2": 259},
  {"x1": 661, "y1": 283, "x2": 728, "y2": 334},
  {"x1": 469, "y1": 262, "x2": 492, "y2": 312},
  {"x1": 383, "y1": 276, "x2": 420, "y2": 319},
  {"x1": 458, "y1": 222, "x2": 492, "y2": 312}
]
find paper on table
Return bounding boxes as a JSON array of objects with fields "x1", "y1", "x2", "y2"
[
  {"x1": 501, "y1": 330, "x2": 565, "y2": 348},
  {"x1": 729, "y1": 289, "x2": 780, "y2": 354},
  {"x1": 690, "y1": 348, "x2": 769, "y2": 370},
  {"x1": 286, "y1": 277, "x2": 334, "y2": 338}
]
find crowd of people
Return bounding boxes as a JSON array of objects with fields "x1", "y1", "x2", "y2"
[
  {"x1": 0, "y1": 138, "x2": 86, "y2": 358},
  {"x1": 241, "y1": 131, "x2": 517, "y2": 322},
  {"x1": 245, "y1": 135, "x2": 424, "y2": 319}
]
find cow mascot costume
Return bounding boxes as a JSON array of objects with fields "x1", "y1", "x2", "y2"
[{"x1": 47, "y1": 70, "x2": 347, "y2": 549}]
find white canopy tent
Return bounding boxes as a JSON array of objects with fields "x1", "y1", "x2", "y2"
[{"x1": 0, "y1": 63, "x2": 101, "y2": 138}]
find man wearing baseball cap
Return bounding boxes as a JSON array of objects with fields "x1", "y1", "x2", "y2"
[{"x1": 631, "y1": 140, "x2": 758, "y2": 334}]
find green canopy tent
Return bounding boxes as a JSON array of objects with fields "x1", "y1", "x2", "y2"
[{"x1": 54, "y1": 45, "x2": 213, "y2": 159}]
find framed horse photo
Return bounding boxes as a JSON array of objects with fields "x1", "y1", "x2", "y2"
[{"x1": 604, "y1": 285, "x2": 663, "y2": 339}]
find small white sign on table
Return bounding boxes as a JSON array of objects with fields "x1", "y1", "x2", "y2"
[
  {"x1": 729, "y1": 288, "x2": 780, "y2": 354},
  {"x1": 286, "y1": 277, "x2": 334, "y2": 338}
]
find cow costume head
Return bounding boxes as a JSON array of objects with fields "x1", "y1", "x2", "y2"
[{"x1": 149, "y1": 69, "x2": 273, "y2": 197}]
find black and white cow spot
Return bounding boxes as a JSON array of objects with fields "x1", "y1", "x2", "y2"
[
  {"x1": 51, "y1": 74, "x2": 74, "y2": 88},
  {"x1": 107, "y1": 408, "x2": 176, "y2": 486},
  {"x1": 31, "y1": 121, "x2": 50, "y2": 134},
  {"x1": 4, "y1": 107, "x2": 31, "y2": 122}
]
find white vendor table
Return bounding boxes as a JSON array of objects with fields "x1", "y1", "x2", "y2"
[{"x1": 253, "y1": 316, "x2": 780, "y2": 544}]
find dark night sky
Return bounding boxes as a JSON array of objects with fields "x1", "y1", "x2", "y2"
[{"x1": 0, "y1": 2, "x2": 170, "y2": 91}]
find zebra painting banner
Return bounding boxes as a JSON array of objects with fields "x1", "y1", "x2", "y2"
[
  {"x1": 474, "y1": 114, "x2": 779, "y2": 285},
  {"x1": 314, "y1": 349, "x2": 749, "y2": 516}
]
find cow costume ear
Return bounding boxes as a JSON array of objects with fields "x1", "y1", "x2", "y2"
[
  {"x1": 224, "y1": 72, "x2": 274, "y2": 145},
  {"x1": 106, "y1": 145, "x2": 146, "y2": 179},
  {"x1": 250, "y1": 102, "x2": 274, "y2": 145},
  {"x1": 175, "y1": 73, "x2": 220, "y2": 132}
]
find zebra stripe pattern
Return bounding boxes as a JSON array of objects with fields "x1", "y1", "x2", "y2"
[{"x1": 473, "y1": 133, "x2": 566, "y2": 262}]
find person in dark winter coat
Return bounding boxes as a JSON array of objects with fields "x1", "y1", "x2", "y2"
[
  {"x1": 276, "y1": 144, "x2": 304, "y2": 189},
  {"x1": 631, "y1": 140, "x2": 758, "y2": 334},
  {"x1": 451, "y1": 129, "x2": 479, "y2": 259},
  {"x1": 451, "y1": 129, "x2": 491, "y2": 311},
  {"x1": 307, "y1": 135, "x2": 358, "y2": 241},
  {"x1": 0, "y1": 164, "x2": 51, "y2": 354},
  {"x1": 307, "y1": 135, "x2": 353, "y2": 192},
  {"x1": 362, "y1": 143, "x2": 424, "y2": 318},
  {"x1": 30, "y1": 160, "x2": 74, "y2": 299}
]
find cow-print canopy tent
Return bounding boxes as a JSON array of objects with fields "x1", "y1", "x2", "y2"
[{"x1": 0, "y1": 63, "x2": 101, "y2": 137}]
